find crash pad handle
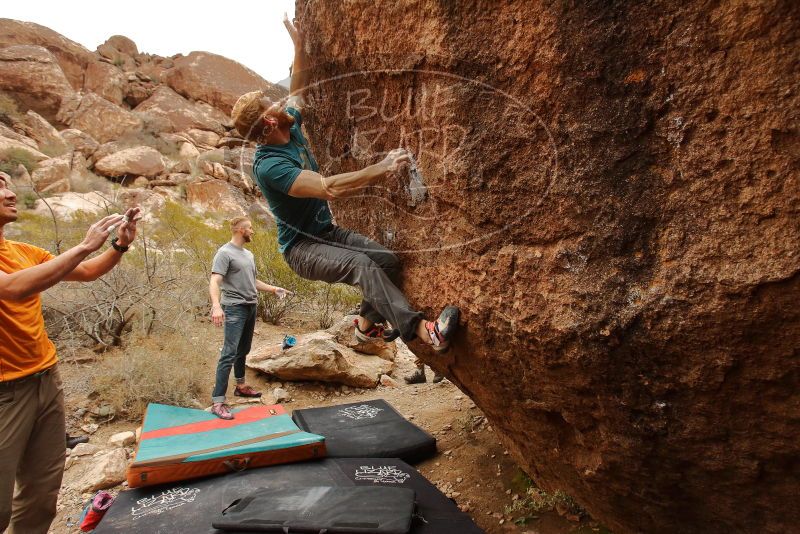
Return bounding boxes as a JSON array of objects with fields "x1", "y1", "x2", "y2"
[{"x1": 223, "y1": 457, "x2": 251, "y2": 472}]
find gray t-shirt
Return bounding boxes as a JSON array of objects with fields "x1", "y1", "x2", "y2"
[{"x1": 211, "y1": 242, "x2": 257, "y2": 306}]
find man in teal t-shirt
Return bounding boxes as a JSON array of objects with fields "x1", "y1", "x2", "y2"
[
  {"x1": 251, "y1": 107, "x2": 331, "y2": 254},
  {"x1": 229, "y1": 15, "x2": 461, "y2": 381}
]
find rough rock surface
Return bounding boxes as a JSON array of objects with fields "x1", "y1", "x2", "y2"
[
  {"x1": 328, "y1": 314, "x2": 397, "y2": 361},
  {"x1": 0, "y1": 136, "x2": 48, "y2": 162},
  {"x1": 247, "y1": 330, "x2": 395, "y2": 388},
  {"x1": 65, "y1": 447, "x2": 128, "y2": 493},
  {"x1": 0, "y1": 124, "x2": 39, "y2": 150},
  {"x1": 299, "y1": 1, "x2": 800, "y2": 533},
  {"x1": 184, "y1": 128, "x2": 220, "y2": 148},
  {"x1": 15, "y1": 110, "x2": 68, "y2": 154},
  {"x1": 94, "y1": 146, "x2": 166, "y2": 178},
  {"x1": 108, "y1": 431, "x2": 136, "y2": 448},
  {"x1": 83, "y1": 60, "x2": 127, "y2": 106},
  {"x1": 60, "y1": 92, "x2": 143, "y2": 143},
  {"x1": 30, "y1": 154, "x2": 71, "y2": 193},
  {"x1": 33, "y1": 191, "x2": 112, "y2": 220},
  {"x1": 0, "y1": 45, "x2": 75, "y2": 123},
  {"x1": 164, "y1": 51, "x2": 287, "y2": 114},
  {"x1": 96, "y1": 35, "x2": 138, "y2": 71},
  {"x1": 60, "y1": 128, "x2": 99, "y2": 158},
  {"x1": 134, "y1": 86, "x2": 226, "y2": 134},
  {"x1": 0, "y1": 18, "x2": 93, "y2": 89},
  {"x1": 185, "y1": 180, "x2": 247, "y2": 216},
  {"x1": 69, "y1": 442, "x2": 100, "y2": 456}
]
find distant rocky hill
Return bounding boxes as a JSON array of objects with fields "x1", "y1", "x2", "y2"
[{"x1": 0, "y1": 18, "x2": 286, "y2": 220}]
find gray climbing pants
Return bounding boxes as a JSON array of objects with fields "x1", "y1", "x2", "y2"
[{"x1": 284, "y1": 226, "x2": 423, "y2": 341}]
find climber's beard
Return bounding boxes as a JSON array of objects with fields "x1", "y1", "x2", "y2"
[
  {"x1": 279, "y1": 110, "x2": 295, "y2": 128},
  {"x1": 264, "y1": 101, "x2": 295, "y2": 129}
]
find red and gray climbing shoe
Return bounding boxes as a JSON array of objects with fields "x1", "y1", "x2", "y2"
[
  {"x1": 425, "y1": 306, "x2": 460, "y2": 353},
  {"x1": 211, "y1": 403, "x2": 234, "y2": 420},
  {"x1": 234, "y1": 385, "x2": 262, "y2": 398},
  {"x1": 353, "y1": 319, "x2": 401, "y2": 343}
]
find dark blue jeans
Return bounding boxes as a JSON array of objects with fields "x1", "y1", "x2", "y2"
[{"x1": 212, "y1": 303, "x2": 257, "y2": 403}]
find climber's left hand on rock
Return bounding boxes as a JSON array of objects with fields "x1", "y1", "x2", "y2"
[{"x1": 284, "y1": 13, "x2": 302, "y2": 47}]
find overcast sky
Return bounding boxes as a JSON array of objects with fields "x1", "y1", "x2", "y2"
[{"x1": 3, "y1": 0, "x2": 296, "y2": 83}]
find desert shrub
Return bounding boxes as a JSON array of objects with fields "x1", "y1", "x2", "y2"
[
  {"x1": 18, "y1": 190, "x2": 39, "y2": 210},
  {"x1": 0, "y1": 147, "x2": 39, "y2": 175},
  {"x1": 91, "y1": 336, "x2": 208, "y2": 420},
  {"x1": 312, "y1": 283, "x2": 362, "y2": 328},
  {"x1": 505, "y1": 472, "x2": 585, "y2": 525},
  {"x1": 151, "y1": 201, "x2": 229, "y2": 273},
  {"x1": 11, "y1": 202, "x2": 342, "y2": 351},
  {"x1": 248, "y1": 224, "x2": 317, "y2": 324},
  {"x1": 13, "y1": 209, "x2": 211, "y2": 353},
  {"x1": 38, "y1": 140, "x2": 69, "y2": 158},
  {"x1": 115, "y1": 124, "x2": 181, "y2": 160},
  {"x1": 70, "y1": 168, "x2": 113, "y2": 194}
]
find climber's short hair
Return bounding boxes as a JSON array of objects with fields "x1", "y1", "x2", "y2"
[
  {"x1": 0, "y1": 171, "x2": 9, "y2": 186},
  {"x1": 230, "y1": 216, "x2": 251, "y2": 232},
  {"x1": 231, "y1": 90, "x2": 268, "y2": 142}
]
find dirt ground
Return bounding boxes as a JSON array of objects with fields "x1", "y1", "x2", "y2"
[{"x1": 52, "y1": 313, "x2": 609, "y2": 534}]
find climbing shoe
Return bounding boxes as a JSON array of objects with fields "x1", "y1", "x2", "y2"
[
  {"x1": 234, "y1": 385, "x2": 262, "y2": 398},
  {"x1": 424, "y1": 305, "x2": 460, "y2": 352},
  {"x1": 66, "y1": 434, "x2": 90, "y2": 449},
  {"x1": 211, "y1": 403, "x2": 234, "y2": 420},
  {"x1": 353, "y1": 319, "x2": 401, "y2": 343},
  {"x1": 404, "y1": 368, "x2": 427, "y2": 384}
]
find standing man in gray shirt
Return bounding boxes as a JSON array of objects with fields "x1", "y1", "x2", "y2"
[{"x1": 209, "y1": 216, "x2": 289, "y2": 420}]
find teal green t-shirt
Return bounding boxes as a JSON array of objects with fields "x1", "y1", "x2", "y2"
[{"x1": 253, "y1": 107, "x2": 333, "y2": 253}]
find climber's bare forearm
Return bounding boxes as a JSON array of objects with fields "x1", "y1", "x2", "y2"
[
  {"x1": 290, "y1": 45, "x2": 309, "y2": 102},
  {"x1": 288, "y1": 164, "x2": 390, "y2": 200}
]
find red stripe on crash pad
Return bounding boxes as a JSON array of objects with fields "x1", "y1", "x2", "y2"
[{"x1": 141, "y1": 405, "x2": 286, "y2": 440}]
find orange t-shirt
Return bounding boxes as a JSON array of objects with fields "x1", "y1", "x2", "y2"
[{"x1": 0, "y1": 239, "x2": 57, "y2": 381}]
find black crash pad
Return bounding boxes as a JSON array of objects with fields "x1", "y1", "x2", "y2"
[
  {"x1": 95, "y1": 458, "x2": 483, "y2": 534},
  {"x1": 291, "y1": 399, "x2": 437, "y2": 463},
  {"x1": 213, "y1": 486, "x2": 416, "y2": 533}
]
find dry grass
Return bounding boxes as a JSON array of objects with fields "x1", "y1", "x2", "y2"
[{"x1": 91, "y1": 334, "x2": 210, "y2": 420}]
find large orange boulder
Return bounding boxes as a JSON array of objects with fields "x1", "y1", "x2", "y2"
[
  {"x1": 59, "y1": 92, "x2": 142, "y2": 143},
  {"x1": 94, "y1": 146, "x2": 166, "y2": 178},
  {"x1": 0, "y1": 45, "x2": 75, "y2": 124},
  {"x1": 298, "y1": 1, "x2": 800, "y2": 533},
  {"x1": 185, "y1": 179, "x2": 247, "y2": 216},
  {"x1": 84, "y1": 60, "x2": 127, "y2": 106},
  {"x1": 163, "y1": 51, "x2": 286, "y2": 114},
  {"x1": 97, "y1": 35, "x2": 138, "y2": 59},
  {"x1": 30, "y1": 154, "x2": 71, "y2": 193},
  {"x1": 0, "y1": 18, "x2": 93, "y2": 89},
  {"x1": 14, "y1": 110, "x2": 68, "y2": 155},
  {"x1": 134, "y1": 86, "x2": 226, "y2": 134}
]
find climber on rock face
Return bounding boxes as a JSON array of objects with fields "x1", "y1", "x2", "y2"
[{"x1": 231, "y1": 13, "x2": 460, "y2": 363}]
